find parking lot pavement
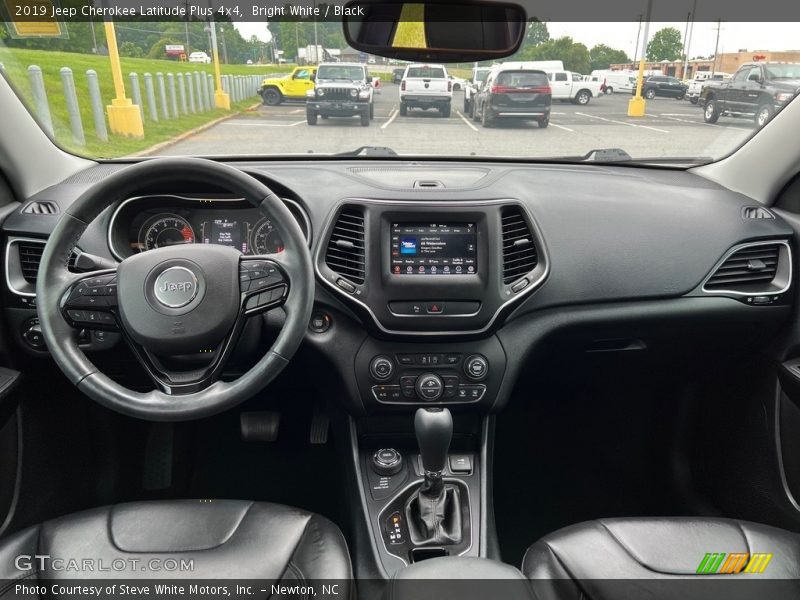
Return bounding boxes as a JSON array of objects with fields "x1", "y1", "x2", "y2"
[{"x1": 156, "y1": 86, "x2": 755, "y2": 160}]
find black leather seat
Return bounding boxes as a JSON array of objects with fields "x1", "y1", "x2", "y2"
[
  {"x1": 523, "y1": 517, "x2": 800, "y2": 599},
  {"x1": 0, "y1": 500, "x2": 352, "y2": 592}
]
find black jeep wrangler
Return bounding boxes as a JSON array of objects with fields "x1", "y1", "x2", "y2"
[{"x1": 306, "y1": 63, "x2": 375, "y2": 127}]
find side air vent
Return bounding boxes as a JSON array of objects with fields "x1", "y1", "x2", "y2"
[
  {"x1": 325, "y1": 207, "x2": 366, "y2": 284},
  {"x1": 18, "y1": 241, "x2": 45, "y2": 284},
  {"x1": 742, "y1": 206, "x2": 774, "y2": 220},
  {"x1": 705, "y1": 242, "x2": 787, "y2": 292},
  {"x1": 501, "y1": 206, "x2": 538, "y2": 285},
  {"x1": 22, "y1": 201, "x2": 59, "y2": 215}
]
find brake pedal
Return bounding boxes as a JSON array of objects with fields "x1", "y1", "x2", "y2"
[{"x1": 240, "y1": 411, "x2": 280, "y2": 442}]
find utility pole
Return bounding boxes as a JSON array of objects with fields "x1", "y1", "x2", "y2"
[
  {"x1": 712, "y1": 19, "x2": 722, "y2": 75},
  {"x1": 632, "y1": 14, "x2": 642, "y2": 66},
  {"x1": 628, "y1": 0, "x2": 653, "y2": 116},
  {"x1": 683, "y1": 0, "x2": 697, "y2": 79},
  {"x1": 313, "y1": 0, "x2": 319, "y2": 64},
  {"x1": 89, "y1": 16, "x2": 98, "y2": 52},
  {"x1": 183, "y1": 0, "x2": 190, "y2": 50}
]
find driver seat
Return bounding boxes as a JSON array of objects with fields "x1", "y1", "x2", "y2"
[{"x1": 0, "y1": 500, "x2": 352, "y2": 589}]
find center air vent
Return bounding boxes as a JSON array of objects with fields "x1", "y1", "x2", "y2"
[
  {"x1": 501, "y1": 206, "x2": 538, "y2": 285},
  {"x1": 704, "y1": 242, "x2": 787, "y2": 292},
  {"x1": 325, "y1": 207, "x2": 366, "y2": 284}
]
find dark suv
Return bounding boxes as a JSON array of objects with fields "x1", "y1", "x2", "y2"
[
  {"x1": 472, "y1": 68, "x2": 551, "y2": 128},
  {"x1": 306, "y1": 63, "x2": 375, "y2": 126},
  {"x1": 634, "y1": 75, "x2": 688, "y2": 99}
]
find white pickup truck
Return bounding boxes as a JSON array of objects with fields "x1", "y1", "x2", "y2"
[
  {"x1": 399, "y1": 64, "x2": 452, "y2": 117},
  {"x1": 547, "y1": 70, "x2": 604, "y2": 105}
]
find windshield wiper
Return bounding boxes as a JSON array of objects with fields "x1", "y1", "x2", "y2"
[{"x1": 335, "y1": 146, "x2": 398, "y2": 157}]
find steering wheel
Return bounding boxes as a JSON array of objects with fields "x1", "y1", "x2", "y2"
[{"x1": 36, "y1": 158, "x2": 314, "y2": 421}]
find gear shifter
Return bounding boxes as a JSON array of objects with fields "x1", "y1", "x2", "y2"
[
  {"x1": 415, "y1": 407, "x2": 452, "y2": 495},
  {"x1": 405, "y1": 407, "x2": 463, "y2": 545}
]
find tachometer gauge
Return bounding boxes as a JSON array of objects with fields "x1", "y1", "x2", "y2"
[
  {"x1": 138, "y1": 215, "x2": 195, "y2": 251},
  {"x1": 251, "y1": 218, "x2": 284, "y2": 254}
]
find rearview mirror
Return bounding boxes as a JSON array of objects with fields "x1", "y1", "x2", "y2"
[{"x1": 343, "y1": 1, "x2": 527, "y2": 62}]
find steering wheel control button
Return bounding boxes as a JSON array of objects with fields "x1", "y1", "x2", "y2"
[
  {"x1": 464, "y1": 354, "x2": 489, "y2": 381},
  {"x1": 415, "y1": 373, "x2": 444, "y2": 401},
  {"x1": 372, "y1": 448, "x2": 403, "y2": 476},
  {"x1": 153, "y1": 266, "x2": 198, "y2": 308},
  {"x1": 370, "y1": 355, "x2": 394, "y2": 381}
]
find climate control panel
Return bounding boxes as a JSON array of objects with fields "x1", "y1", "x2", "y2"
[{"x1": 356, "y1": 339, "x2": 504, "y2": 409}]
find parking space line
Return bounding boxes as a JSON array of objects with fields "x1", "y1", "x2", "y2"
[
  {"x1": 575, "y1": 112, "x2": 669, "y2": 133},
  {"x1": 455, "y1": 110, "x2": 479, "y2": 132},
  {"x1": 290, "y1": 109, "x2": 303, "y2": 114},
  {"x1": 656, "y1": 114, "x2": 719, "y2": 128},
  {"x1": 381, "y1": 108, "x2": 399, "y2": 129},
  {"x1": 549, "y1": 122, "x2": 574, "y2": 132},
  {"x1": 222, "y1": 121, "x2": 306, "y2": 127}
]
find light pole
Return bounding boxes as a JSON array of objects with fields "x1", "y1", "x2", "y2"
[
  {"x1": 628, "y1": 0, "x2": 653, "y2": 116},
  {"x1": 206, "y1": 3, "x2": 230, "y2": 110}
]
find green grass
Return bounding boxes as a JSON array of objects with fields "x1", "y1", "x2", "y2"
[{"x1": 0, "y1": 48, "x2": 295, "y2": 157}]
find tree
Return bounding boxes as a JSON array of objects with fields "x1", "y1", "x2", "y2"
[
  {"x1": 646, "y1": 27, "x2": 683, "y2": 61},
  {"x1": 589, "y1": 44, "x2": 629, "y2": 71},
  {"x1": 525, "y1": 19, "x2": 550, "y2": 46},
  {"x1": 119, "y1": 41, "x2": 144, "y2": 58},
  {"x1": 517, "y1": 36, "x2": 591, "y2": 74}
]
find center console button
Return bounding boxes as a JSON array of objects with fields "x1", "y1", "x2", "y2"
[
  {"x1": 464, "y1": 354, "x2": 489, "y2": 381},
  {"x1": 426, "y1": 302, "x2": 445, "y2": 314},
  {"x1": 416, "y1": 353, "x2": 442, "y2": 366},
  {"x1": 397, "y1": 354, "x2": 415, "y2": 365},
  {"x1": 372, "y1": 448, "x2": 403, "y2": 476},
  {"x1": 444, "y1": 353, "x2": 461, "y2": 365},
  {"x1": 370, "y1": 355, "x2": 394, "y2": 381},
  {"x1": 415, "y1": 373, "x2": 444, "y2": 401}
]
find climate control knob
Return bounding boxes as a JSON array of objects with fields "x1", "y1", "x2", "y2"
[
  {"x1": 369, "y1": 355, "x2": 394, "y2": 381},
  {"x1": 464, "y1": 354, "x2": 489, "y2": 381},
  {"x1": 415, "y1": 373, "x2": 444, "y2": 401}
]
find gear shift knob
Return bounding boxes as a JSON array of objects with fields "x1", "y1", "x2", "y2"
[{"x1": 414, "y1": 407, "x2": 452, "y2": 474}]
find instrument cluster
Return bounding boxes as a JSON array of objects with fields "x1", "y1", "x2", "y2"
[{"x1": 108, "y1": 195, "x2": 310, "y2": 260}]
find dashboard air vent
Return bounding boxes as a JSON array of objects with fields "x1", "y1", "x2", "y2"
[
  {"x1": 326, "y1": 207, "x2": 366, "y2": 284},
  {"x1": 501, "y1": 206, "x2": 537, "y2": 285},
  {"x1": 22, "y1": 201, "x2": 59, "y2": 215},
  {"x1": 17, "y1": 241, "x2": 45, "y2": 284},
  {"x1": 742, "y1": 206, "x2": 773, "y2": 220},
  {"x1": 705, "y1": 243, "x2": 781, "y2": 290}
]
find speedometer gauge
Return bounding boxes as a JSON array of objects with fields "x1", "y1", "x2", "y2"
[
  {"x1": 138, "y1": 215, "x2": 195, "y2": 251},
  {"x1": 252, "y1": 218, "x2": 284, "y2": 254}
]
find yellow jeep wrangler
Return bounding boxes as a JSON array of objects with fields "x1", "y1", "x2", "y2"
[{"x1": 258, "y1": 67, "x2": 317, "y2": 106}]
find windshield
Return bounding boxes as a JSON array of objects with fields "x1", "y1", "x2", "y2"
[
  {"x1": 0, "y1": 15, "x2": 798, "y2": 162},
  {"x1": 317, "y1": 65, "x2": 365, "y2": 81}
]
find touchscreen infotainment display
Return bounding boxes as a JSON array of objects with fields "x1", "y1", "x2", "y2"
[{"x1": 390, "y1": 223, "x2": 477, "y2": 275}]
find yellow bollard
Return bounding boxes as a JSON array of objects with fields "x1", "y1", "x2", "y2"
[{"x1": 104, "y1": 21, "x2": 144, "y2": 138}]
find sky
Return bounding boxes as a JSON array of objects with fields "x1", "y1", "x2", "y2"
[{"x1": 233, "y1": 21, "x2": 800, "y2": 59}]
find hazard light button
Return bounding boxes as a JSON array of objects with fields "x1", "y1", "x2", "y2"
[{"x1": 426, "y1": 302, "x2": 445, "y2": 314}]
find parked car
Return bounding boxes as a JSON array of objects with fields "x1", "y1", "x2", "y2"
[
  {"x1": 593, "y1": 70, "x2": 638, "y2": 94},
  {"x1": 448, "y1": 75, "x2": 467, "y2": 91},
  {"x1": 633, "y1": 75, "x2": 689, "y2": 99},
  {"x1": 472, "y1": 67, "x2": 551, "y2": 128},
  {"x1": 464, "y1": 66, "x2": 492, "y2": 115},
  {"x1": 187, "y1": 51, "x2": 211, "y2": 64},
  {"x1": 306, "y1": 63, "x2": 374, "y2": 127},
  {"x1": 392, "y1": 68, "x2": 405, "y2": 83},
  {"x1": 687, "y1": 72, "x2": 731, "y2": 104},
  {"x1": 700, "y1": 62, "x2": 800, "y2": 127},
  {"x1": 547, "y1": 70, "x2": 603, "y2": 104},
  {"x1": 258, "y1": 66, "x2": 317, "y2": 106},
  {"x1": 399, "y1": 63, "x2": 452, "y2": 117}
]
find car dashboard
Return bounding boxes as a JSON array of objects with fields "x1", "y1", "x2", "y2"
[{"x1": 1, "y1": 159, "x2": 795, "y2": 415}]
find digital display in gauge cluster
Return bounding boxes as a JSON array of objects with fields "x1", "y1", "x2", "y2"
[{"x1": 136, "y1": 214, "x2": 285, "y2": 255}]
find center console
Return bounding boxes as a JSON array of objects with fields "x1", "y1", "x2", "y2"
[{"x1": 315, "y1": 199, "x2": 548, "y2": 337}]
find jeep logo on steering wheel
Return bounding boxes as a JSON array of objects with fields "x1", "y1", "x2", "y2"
[{"x1": 153, "y1": 267, "x2": 198, "y2": 308}]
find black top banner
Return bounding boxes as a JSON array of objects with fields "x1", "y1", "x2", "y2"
[{"x1": 2, "y1": 0, "x2": 800, "y2": 23}]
